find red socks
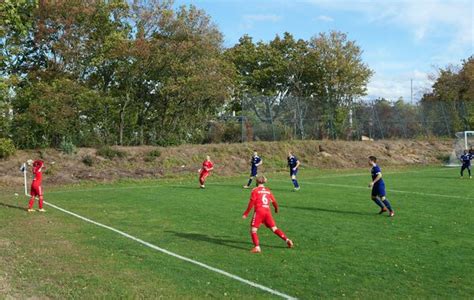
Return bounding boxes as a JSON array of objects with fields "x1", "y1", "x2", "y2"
[
  {"x1": 28, "y1": 196, "x2": 44, "y2": 209},
  {"x1": 28, "y1": 197, "x2": 35, "y2": 209},
  {"x1": 251, "y1": 229, "x2": 288, "y2": 248},
  {"x1": 274, "y1": 229, "x2": 287, "y2": 241},
  {"x1": 251, "y1": 232, "x2": 259, "y2": 246}
]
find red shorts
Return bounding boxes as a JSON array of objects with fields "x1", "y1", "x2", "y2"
[
  {"x1": 251, "y1": 209, "x2": 275, "y2": 228},
  {"x1": 199, "y1": 171, "x2": 210, "y2": 180},
  {"x1": 30, "y1": 185, "x2": 43, "y2": 197}
]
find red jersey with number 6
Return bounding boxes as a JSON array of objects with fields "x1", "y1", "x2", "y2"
[{"x1": 243, "y1": 186, "x2": 278, "y2": 217}]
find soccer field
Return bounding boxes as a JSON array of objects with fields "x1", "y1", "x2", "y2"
[{"x1": 1, "y1": 166, "x2": 473, "y2": 299}]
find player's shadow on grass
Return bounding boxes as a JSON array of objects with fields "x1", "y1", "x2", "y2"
[
  {"x1": 165, "y1": 231, "x2": 286, "y2": 250},
  {"x1": 0, "y1": 201, "x2": 26, "y2": 211},
  {"x1": 281, "y1": 205, "x2": 373, "y2": 216}
]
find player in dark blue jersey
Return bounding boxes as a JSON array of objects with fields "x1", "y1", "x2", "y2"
[
  {"x1": 368, "y1": 156, "x2": 394, "y2": 217},
  {"x1": 459, "y1": 149, "x2": 472, "y2": 179},
  {"x1": 287, "y1": 151, "x2": 301, "y2": 191},
  {"x1": 243, "y1": 150, "x2": 262, "y2": 188}
]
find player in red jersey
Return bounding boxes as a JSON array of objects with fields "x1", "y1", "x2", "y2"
[
  {"x1": 28, "y1": 159, "x2": 46, "y2": 212},
  {"x1": 198, "y1": 155, "x2": 214, "y2": 188},
  {"x1": 242, "y1": 176, "x2": 293, "y2": 253}
]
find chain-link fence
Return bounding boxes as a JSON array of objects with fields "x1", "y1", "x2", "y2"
[{"x1": 205, "y1": 98, "x2": 473, "y2": 143}]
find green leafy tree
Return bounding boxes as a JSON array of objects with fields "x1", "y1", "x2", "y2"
[
  {"x1": 305, "y1": 31, "x2": 373, "y2": 138},
  {"x1": 421, "y1": 56, "x2": 474, "y2": 134}
]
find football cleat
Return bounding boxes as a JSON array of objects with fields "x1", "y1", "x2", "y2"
[
  {"x1": 27, "y1": 208, "x2": 35, "y2": 212},
  {"x1": 389, "y1": 210, "x2": 395, "y2": 217},
  {"x1": 243, "y1": 185, "x2": 250, "y2": 189},
  {"x1": 378, "y1": 207, "x2": 388, "y2": 214},
  {"x1": 250, "y1": 246, "x2": 261, "y2": 253},
  {"x1": 200, "y1": 185, "x2": 205, "y2": 189},
  {"x1": 286, "y1": 239, "x2": 294, "y2": 248},
  {"x1": 293, "y1": 187, "x2": 300, "y2": 191},
  {"x1": 38, "y1": 208, "x2": 46, "y2": 212}
]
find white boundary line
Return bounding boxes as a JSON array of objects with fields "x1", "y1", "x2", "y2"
[
  {"x1": 286, "y1": 181, "x2": 474, "y2": 201},
  {"x1": 44, "y1": 201, "x2": 297, "y2": 300},
  {"x1": 27, "y1": 167, "x2": 457, "y2": 299},
  {"x1": 47, "y1": 167, "x2": 451, "y2": 195}
]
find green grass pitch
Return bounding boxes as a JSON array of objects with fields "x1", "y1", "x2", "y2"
[{"x1": 0, "y1": 166, "x2": 473, "y2": 298}]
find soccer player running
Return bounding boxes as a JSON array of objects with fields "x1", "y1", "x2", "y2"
[
  {"x1": 243, "y1": 150, "x2": 262, "y2": 188},
  {"x1": 242, "y1": 176, "x2": 293, "y2": 253},
  {"x1": 459, "y1": 149, "x2": 472, "y2": 179},
  {"x1": 198, "y1": 155, "x2": 214, "y2": 188},
  {"x1": 287, "y1": 151, "x2": 301, "y2": 191},
  {"x1": 27, "y1": 159, "x2": 46, "y2": 212},
  {"x1": 368, "y1": 156, "x2": 394, "y2": 217}
]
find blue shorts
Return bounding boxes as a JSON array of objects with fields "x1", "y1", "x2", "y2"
[
  {"x1": 250, "y1": 168, "x2": 258, "y2": 177},
  {"x1": 371, "y1": 182, "x2": 386, "y2": 197},
  {"x1": 290, "y1": 168, "x2": 298, "y2": 176}
]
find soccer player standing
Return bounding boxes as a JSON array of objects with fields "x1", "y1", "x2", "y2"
[
  {"x1": 242, "y1": 176, "x2": 293, "y2": 253},
  {"x1": 459, "y1": 150, "x2": 472, "y2": 179},
  {"x1": 368, "y1": 156, "x2": 394, "y2": 217},
  {"x1": 27, "y1": 159, "x2": 46, "y2": 212},
  {"x1": 287, "y1": 151, "x2": 301, "y2": 191},
  {"x1": 243, "y1": 150, "x2": 262, "y2": 188},
  {"x1": 198, "y1": 155, "x2": 214, "y2": 188}
]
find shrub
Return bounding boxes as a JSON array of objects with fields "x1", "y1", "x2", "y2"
[
  {"x1": 436, "y1": 154, "x2": 450, "y2": 164},
  {"x1": 203, "y1": 122, "x2": 224, "y2": 144},
  {"x1": 146, "y1": 148, "x2": 161, "y2": 160},
  {"x1": 82, "y1": 155, "x2": 94, "y2": 166},
  {"x1": 222, "y1": 123, "x2": 241, "y2": 143},
  {"x1": 0, "y1": 138, "x2": 16, "y2": 159},
  {"x1": 59, "y1": 137, "x2": 77, "y2": 155},
  {"x1": 148, "y1": 149, "x2": 161, "y2": 158},
  {"x1": 96, "y1": 146, "x2": 126, "y2": 159},
  {"x1": 38, "y1": 150, "x2": 46, "y2": 159}
]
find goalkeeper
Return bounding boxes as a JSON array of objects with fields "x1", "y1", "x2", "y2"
[{"x1": 460, "y1": 150, "x2": 472, "y2": 179}]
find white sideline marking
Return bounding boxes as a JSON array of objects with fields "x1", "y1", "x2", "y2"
[
  {"x1": 47, "y1": 167, "x2": 450, "y2": 195},
  {"x1": 44, "y1": 201, "x2": 297, "y2": 300},
  {"x1": 293, "y1": 181, "x2": 474, "y2": 201}
]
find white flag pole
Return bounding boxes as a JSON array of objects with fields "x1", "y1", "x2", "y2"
[{"x1": 23, "y1": 163, "x2": 29, "y2": 197}]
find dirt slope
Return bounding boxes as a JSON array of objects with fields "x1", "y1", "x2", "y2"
[{"x1": 0, "y1": 139, "x2": 452, "y2": 187}]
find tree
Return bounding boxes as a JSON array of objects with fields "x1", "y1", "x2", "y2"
[
  {"x1": 421, "y1": 56, "x2": 474, "y2": 134},
  {"x1": 227, "y1": 31, "x2": 373, "y2": 140},
  {"x1": 2, "y1": 0, "x2": 234, "y2": 147},
  {"x1": 305, "y1": 31, "x2": 373, "y2": 138}
]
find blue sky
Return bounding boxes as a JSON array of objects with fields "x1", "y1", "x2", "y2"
[{"x1": 173, "y1": 0, "x2": 473, "y2": 102}]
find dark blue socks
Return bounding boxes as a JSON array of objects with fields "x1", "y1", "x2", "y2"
[
  {"x1": 247, "y1": 178, "x2": 253, "y2": 186},
  {"x1": 292, "y1": 179, "x2": 299, "y2": 188},
  {"x1": 373, "y1": 198, "x2": 384, "y2": 209},
  {"x1": 382, "y1": 199, "x2": 393, "y2": 211}
]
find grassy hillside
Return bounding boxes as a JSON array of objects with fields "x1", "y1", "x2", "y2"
[{"x1": 0, "y1": 139, "x2": 452, "y2": 187}]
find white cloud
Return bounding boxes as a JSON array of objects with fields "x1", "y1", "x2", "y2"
[
  {"x1": 367, "y1": 70, "x2": 433, "y2": 102},
  {"x1": 243, "y1": 14, "x2": 282, "y2": 22},
  {"x1": 305, "y1": 0, "x2": 473, "y2": 47},
  {"x1": 241, "y1": 14, "x2": 282, "y2": 29},
  {"x1": 316, "y1": 15, "x2": 334, "y2": 22}
]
